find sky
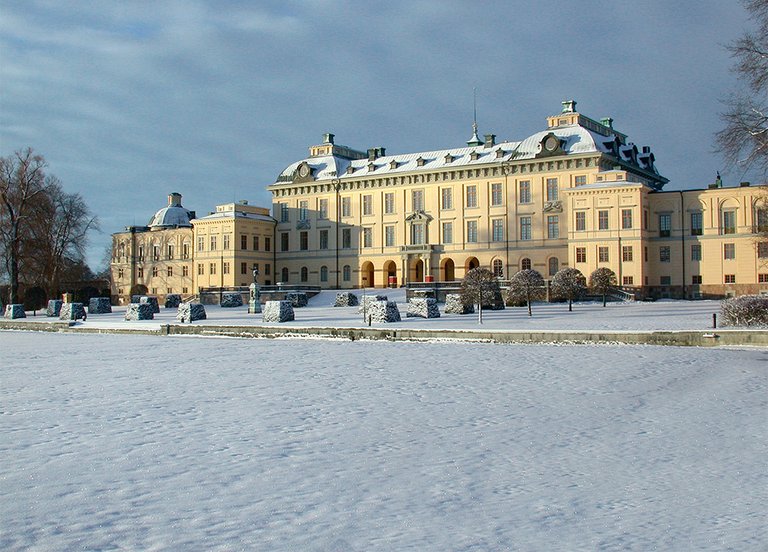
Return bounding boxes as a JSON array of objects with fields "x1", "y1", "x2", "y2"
[{"x1": 0, "y1": 1, "x2": 758, "y2": 270}]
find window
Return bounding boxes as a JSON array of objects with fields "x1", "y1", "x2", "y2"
[
  {"x1": 759, "y1": 273, "x2": 768, "y2": 283},
  {"x1": 622, "y1": 246, "x2": 633, "y2": 262},
  {"x1": 241, "y1": 262, "x2": 247, "y2": 275},
  {"x1": 441, "y1": 188, "x2": 453, "y2": 210},
  {"x1": 384, "y1": 192, "x2": 395, "y2": 214},
  {"x1": 300, "y1": 231, "x2": 308, "y2": 251},
  {"x1": 721, "y1": 210, "x2": 736, "y2": 234},
  {"x1": 280, "y1": 202, "x2": 289, "y2": 223},
  {"x1": 440, "y1": 222, "x2": 451, "y2": 244},
  {"x1": 342, "y1": 228, "x2": 351, "y2": 248},
  {"x1": 691, "y1": 211, "x2": 703, "y2": 235},
  {"x1": 576, "y1": 247, "x2": 587, "y2": 263},
  {"x1": 493, "y1": 259, "x2": 503, "y2": 277},
  {"x1": 280, "y1": 232, "x2": 289, "y2": 251},
  {"x1": 692, "y1": 275, "x2": 703, "y2": 285},
  {"x1": 491, "y1": 183, "x2": 503, "y2": 206},
  {"x1": 520, "y1": 216, "x2": 531, "y2": 240},
  {"x1": 546, "y1": 178, "x2": 558, "y2": 201},
  {"x1": 341, "y1": 197, "x2": 351, "y2": 217},
  {"x1": 264, "y1": 237, "x2": 271, "y2": 252},
  {"x1": 343, "y1": 265, "x2": 351, "y2": 281},
  {"x1": 757, "y1": 208, "x2": 768, "y2": 232},
  {"x1": 210, "y1": 236, "x2": 217, "y2": 251},
  {"x1": 182, "y1": 243, "x2": 190, "y2": 259},
  {"x1": 659, "y1": 214, "x2": 671, "y2": 237},
  {"x1": 621, "y1": 209, "x2": 633, "y2": 229},
  {"x1": 281, "y1": 267, "x2": 289, "y2": 282},
  {"x1": 152, "y1": 266, "x2": 158, "y2": 277},
  {"x1": 320, "y1": 266, "x2": 328, "y2": 282},
  {"x1": 548, "y1": 257, "x2": 559, "y2": 276},
  {"x1": 223, "y1": 262, "x2": 230, "y2": 275},
  {"x1": 575, "y1": 211, "x2": 586, "y2": 231},
  {"x1": 197, "y1": 264, "x2": 203, "y2": 276},
  {"x1": 466, "y1": 185, "x2": 477, "y2": 208},
  {"x1": 209, "y1": 263, "x2": 216, "y2": 275},
  {"x1": 412, "y1": 190, "x2": 424, "y2": 211},
  {"x1": 521, "y1": 258, "x2": 532, "y2": 271},
  {"x1": 598, "y1": 246, "x2": 609, "y2": 263},
  {"x1": 598, "y1": 210, "x2": 609, "y2": 230},
  {"x1": 319, "y1": 229, "x2": 329, "y2": 250},
  {"x1": 385, "y1": 225, "x2": 396, "y2": 247},
  {"x1": 362, "y1": 195, "x2": 372, "y2": 216},
  {"x1": 691, "y1": 244, "x2": 702, "y2": 261},
  {"x1": 298, "y1": 201, "x2": 308, "y2": 221},
  {"x1": 492, "y1": 219, "x2": 504, "y2": 242},
  {"x1": 223, "y1": 235, "x2": 230, "y2": 250},
  {"x1": 660, "y1": 276, "x2": 671, "y2": 286},
  {"x1": 644, "y1": 246, "x2": 648, "y2": 262},
  {"x1": 153, "y1": 245, "x2": 160, "y2": 261},
  {"x1": 118, "y1": 268, "x2": 124, "y2": 279},
  {"x1": 411, "y1": 223, "x2": 424, "y2": 245},
  {"x1": 138, "y1": 267, "x2": 144, "y2": 278},
  {"x1": 138, "y1": 245, "x2": 145, "y2": 260},
  {"x1": 643, "y1": 209, "x2": 649, "y2": 230},
  {"x1": 363, "y1": 227, "x2": 373, "y2": 248},
  {"x1": 241, "y1": 235, "x2": 247, "y2": 250},
  {"x1": 319, "y1": 198, "x2": 328, "y2": 219},
  {"x1": 300, "y1": 267, "x2": 308, "y2": 282},
  {"x1": 265, "y1": 264, "x2": 270, "y2": 275},
  {"x1": 167, "y1": 288, "x2": 173, "y2": 295},
  {"x1": 167, "y1": 267, "x2": 173, "y2": 277},
  {"x1": 519, "y1": 181, "x2": 531, "y2": 203},
  {"x1": 660, "y1": 246, "x2": 671, "y2": 262},
  {"x1": 467, "y1": 220, "x2": 478, "y2": 243},
  {"x1": 575, "y1": 175, "x2": 587, "y2": 186},
  {"x1": 758, "y1": 242, "x2": 768, "y2": 258},
  {"x1": 623, "y1": 276, "x2": 634, "y2": 285},
  {"x1": 724, "y1": 274, "x2": 736, "y2": 284},
  {"x1": 724, "y1": 243, "x2": 735, "y2": 260},
  {"x1": 182, "y1": 287, "x2": 188, "y2": 294},
  {"x1": 167, "y1": 244, "x2": 174, "y2": 259},
  {"x1": 547, "y1": 215, "x2": 559, "y2": 239},
  {"x1": 253, "y1": 236, "x2": 259, "y2": 251}
]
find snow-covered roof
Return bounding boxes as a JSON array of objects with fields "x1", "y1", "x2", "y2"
[
  {"x1": 148, "y1": 205, "x2": 194, "y2": 228},
  {"x1": 192, "y1": 211, "x2": 275, "y2": 223}
]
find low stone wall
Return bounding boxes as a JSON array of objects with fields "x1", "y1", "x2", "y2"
[
  {"x1": 263, "y1": 300, "x2": 295, "y2": 323},
  {"x1": 88, "y1": 297, "x2": 112, "y2": 314},
  {"x1": 407, "y1": 297, "x2": 440, "y2": 318},
  {"x1": 5, "y1": 304, "x2": 26, "y2": 319},
  {"x1": 46, "y1": 300, "x2": 63, "y2": 317},
  {"x1": 125, "y1": 303, "x2": 154, "y2": 320},
  {"x1": 60, "y1": 303, "x2": 86, "y2": 321},
  {"x1": 334, "y1": 292, "x2": 359, "y2": 307},
  {"x1": 177, "y1": 302, "x2": 206, "y2": 323}
]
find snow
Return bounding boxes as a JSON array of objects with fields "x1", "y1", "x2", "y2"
[{"x1": 1, "y1": 298, "x2": 766, "y2": 550}]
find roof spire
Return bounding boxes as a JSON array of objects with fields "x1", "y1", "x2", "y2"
[{"x1": 467, "y1": 87, "x2": 483, "y2": 146}]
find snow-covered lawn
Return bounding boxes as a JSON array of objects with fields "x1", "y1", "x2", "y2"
[{"x1": 1, "y1": 332, "x2": 766, "y2": 551}]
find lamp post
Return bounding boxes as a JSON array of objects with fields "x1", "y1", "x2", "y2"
[{"x1": 249, "y1": 264, "x2": 261, "y2": 314}]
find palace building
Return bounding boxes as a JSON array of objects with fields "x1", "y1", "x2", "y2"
[{"x1": 112, "y1": 101, "x2": 768, "y2": 302}]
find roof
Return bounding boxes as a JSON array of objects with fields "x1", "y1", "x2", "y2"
[
  {"x1": 192, "y1": 211, "x2": 275, "y2": 223},
  {"x1": 148, "y1": 205, "x2": 194, "y2": 228}
]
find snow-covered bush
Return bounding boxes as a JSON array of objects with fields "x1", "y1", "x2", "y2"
[
  {"x1": 125, "y1": 303, "x2": 154, "y2": 321},
  {"x1": 461, "y1": 268, "x2": 504, "y2": 309},
  {"x1": 263, "y1": 300, "x2": 295, "y2": 323},
  {"x1": 5, "y1": 304, "x2": 26, "y2": 319},
  {"x1": 139, "y1": 296, "x2": 160, "y2": 313},
  {"x1": 220, "y1": 292, "x2": 243, "y2": 308},
  {"x1": 286, "y1": 292, "x2": 308, "y2": 308},
  {"x1": 88, "y1": 297, "x2": 112, "y2": 314},
  {"x1": 551, "y1": 267, "x2": 587, "y2": 312},
  {"x1": 368, "y1": 300, "x2": 401, "y2": 323},
  {"x1": 720, "y1": 295, "x2": 768, "y2": 327},
  {"x1": 444, "y1": 293, "x2": 474, "y2": 314},
  {"x1": 165, "y1": 294, "x2": 182, "y2": 308},
  {"x1": 407, "y1": 297, "x2": 440, "y2": 318},
  {"x1": 60, "y1": 302, "x2": 86, "y2": 321},
  {"x1": 46, "y1": 299, "x2": 63, "y2": 317},
  {"x1": 506, "y1": 269, "x2": 545, "y2": 316},
  {"x1": 358, "y1": 295, "x2": 387, "y2": 314},
  {"x1": 177, "y1": 302, "x2": 206, "y2": 323},
  {"x1": 334, "y1": 292, "x2": 359, "y2": 307},
  {"x1": 589, "y1": 268, "x2": 618, "y2": 307}
]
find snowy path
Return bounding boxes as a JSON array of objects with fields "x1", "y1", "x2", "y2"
[{"x1": 1, "y1": 333, "x2": 766, "y2": 551}]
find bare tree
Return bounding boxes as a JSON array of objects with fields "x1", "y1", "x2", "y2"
[
  {"x1": 589, "y1": 268, "x2": 618, "y2": 307},
  {"x1": 551, "y1": 267, "x2": 587, "y2": 312},
  {"x1": 716, "y1": 0, "x2": 768, "y2": 176},
  {"x1": 507, "y1": 269, "x2": 545, "y2": 316},
  {"x1": 460, "y1": 267, "x2": 500, "y2": 324},
  {"x1": 0, "y1": 149, "x2": 51, "y2": 304}
]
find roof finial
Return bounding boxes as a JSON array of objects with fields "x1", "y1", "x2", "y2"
[{"x1": 467, "y1": 87, "x2": 483, "y2": 147}]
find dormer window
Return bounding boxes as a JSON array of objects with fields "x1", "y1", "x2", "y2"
[
  {"x1": 416, "y1": 157, "x2": 426, "y2": 167},
  {"x1": 368, "y1": 162, "x2": 376, "y2": 172},
  {"x1": 389, "y1": 160, "x2": 399, "y2": 170},
  {"x1": 346, "y1": 165, "x2": 355, "y2": 175},
  {"x1": 444, "y1": 154, "x2": 454, "y2": 164},
  {"x1": 470, "y1": 151, "x2": 480, "y2": 161},
  {"x1": 495, "y1": 148, "x2": 505, "y2": 159}
]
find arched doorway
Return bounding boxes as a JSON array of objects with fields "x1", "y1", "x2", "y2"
[
  {"x1": 442, "y1": 258, "x2": 455, "y2": 281},
  {"x1": 414, "y1": 259, "x2": 424, "y2": 282},
  {"x1": 465, "y1": 257, "x2": 479, "y2": 276},
  {"x1": 361, "y1": 261, "x2": 375, "y2": 288},
  {"x1": 383, "y1": 260, "x2": 397, "y2": 287}
]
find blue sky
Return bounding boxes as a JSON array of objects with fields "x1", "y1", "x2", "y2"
[{"x1": 0, "y1": 1, "x2": 756, "y2": 269}]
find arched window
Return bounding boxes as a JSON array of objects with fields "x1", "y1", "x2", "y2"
[
  {"x1": 521, "y1": 258, "x2": 532, "y2": 271},
  {"x1": 492, "y1": 259, "x2": 503, "y2": 277},
  {"x1": 343, "y1": 265, "x2": 351, "y2": 281},
  {"x1": 300, "y1": 266, "x2": 308, "y2": 282},
  {"x1": 548, "y1": 257, "x2": 559, "y2": 276},
  {"x1": 320, "y1": 266, "x2": 328, "y2": 282},
  {"x1": 281, "y1": 267, "x2": 289, "y2": 283}
]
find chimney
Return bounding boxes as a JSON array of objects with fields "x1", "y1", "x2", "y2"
[
  {"x1": 484, "y1": 134, "x2": 496, "y2": 147},
  {"x1": 368, "y1": 147, "x2": 386, "y2": 161},
  {"x1": 561, "y1": 99, "x2": 577, "y2": 113},
  {"x1": 323, "y1": 133, "x2": 335, "y2": 144},
  {"x1": 168, "y1": 192, "x2": 182, "y2": 206},
  {"x1": 642, "y1": 146, "x2": 650, "y2": 154},
  {"x1": 601, "y1": 117, "x2": 614, "y2": 129}
]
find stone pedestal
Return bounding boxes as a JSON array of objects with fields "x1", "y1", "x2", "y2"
[
  {"x1": 248, "y1": 283, "x2": 261, "y2": 314},
  {"x1": 60, "y1": 302, "x2": 86, "y2": 321},
  {"x1": 263, "y1": 300, "x2": 294, "y2": 323},
  {"x1": 46, "y1": 299, "x2": 63, "y2": 317},
  {"x1": 88, "y1": 297, "x2": 112, "y2": 314},
  {"x1": 5, "y1": 304, "x2": 26, "y2": 319},
  {"x1": 177, "y1": 302, "x2": 206, "y2": 323},
  {"x1": 125, "y1": 303, "x2": 154, "y2": 320}
]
